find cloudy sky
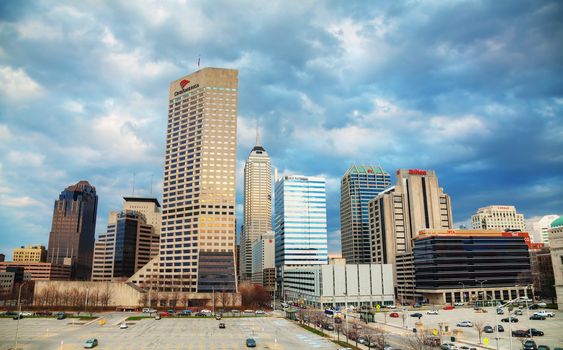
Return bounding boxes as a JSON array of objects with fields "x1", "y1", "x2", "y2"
[{"x1": 0, "y1": 0, "x2": 562, "y2": 258}]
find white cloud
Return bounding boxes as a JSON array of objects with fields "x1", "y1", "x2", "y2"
[
  {"x1": 62, "y1": 100, "x2": 85, "y2": 114},
  {"x1": 15, "y1": 19, "x2": 63, "y2": 40},
  {"x1": 1, "y1": 196, "x2": 42, "y2": 208},
  {"x1": 7, "y1": 151, "x2": 45, "y2": 167},
  {"x1": 0, "y1": 124, "x2": 10, "y2": 139},
  {"x1": 0, "y1": 66, "x2": 42, "y2": 99}
]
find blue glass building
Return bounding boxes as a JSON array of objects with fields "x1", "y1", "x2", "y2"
[
  {"x1": 340, "y1": 165, "x2": 391, "y2": 263},
  {"x1": 275, "y1": 175, "x2": 328, "y2": 272}
]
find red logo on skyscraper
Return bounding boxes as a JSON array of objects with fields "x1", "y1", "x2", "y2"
[{"x1": 180, "y1": 79, "x2": 190, "y2": 89}]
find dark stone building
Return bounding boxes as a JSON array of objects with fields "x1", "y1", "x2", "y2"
[{"x1": 47, "y1": 181, "x2": 98, "y2": 280}]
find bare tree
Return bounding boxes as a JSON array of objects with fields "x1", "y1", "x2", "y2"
[
  {"x1": 403, "y1": 330, "x2": 441, "y2": 350},
  {"x1": 473, "y1": 320, "x2": 486, "y2": 344}
]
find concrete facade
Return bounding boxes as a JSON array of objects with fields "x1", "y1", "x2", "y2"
[
  {"x1": 368, "y1": 169, "x2": 452, "y2": 266},
  {"x1": 0, "y1": 272, "x2": 14, "y2": 293},
  {"x1": 12, "y1": 245, "x2": 47, "y2": 262},
  {"x1": 240, "y1": 134, "x2": 272, "y2": 281},
  {"x1": 123, "y1": 197, "x2": 162, "y2": 236},
  {"x1": 161, "y1": 68, "x2": 238, "y2": 293},
  {"x1": 548, "y1": 217, "x2": 563, "y2": 310},
  {"x1": 92, "y1": 210, "x2": 159, "y2": 281},
  {"x1": 251, "y1": 233, "x2": 275, "y2": 291},
  {"x1": 471, "y1": 205, "x2": 526, "y2": 231},
  {"x1": 0, "y1": 262, "x2": 70, "y2": 281},
  {"x1": 281, "y1": 264, "x2": 394, "y2": 308}
]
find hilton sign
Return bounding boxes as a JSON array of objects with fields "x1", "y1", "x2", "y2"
[{"x1": 174, "y1": 79, "x2": 200, "y2": 96}]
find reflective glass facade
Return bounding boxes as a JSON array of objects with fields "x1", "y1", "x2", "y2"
[
  {"x1": 275, "y1": 176, "x2": 328, "y2": 270},
  {"x1": 414, "y1": 235, "x2": 531, "y2": 290}
]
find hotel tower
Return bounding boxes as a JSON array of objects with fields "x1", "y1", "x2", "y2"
[{"x1": 161, "y1": 68, "x2": 238, "y2": 293}]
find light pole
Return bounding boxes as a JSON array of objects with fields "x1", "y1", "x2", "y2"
[
  {"x1": 477, "y1": 280, "x2": 487, "y2": 306},
  {"x1": 458, "y1": 282, "x2": 465, "y2": 303},
  {"x1": 13, "y1": 281, "x2": 27, "y2": 350}
]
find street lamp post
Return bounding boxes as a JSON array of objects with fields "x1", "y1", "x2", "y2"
[
  {"x1": 13, "y1": 282, "x2": 27, "y2": 350},
  {"x1": 458, "y1": 282, "x2": 465, "y2": 303},
  {"x1": 477, "y1": 280, "x2": 487, "y2": 306}
]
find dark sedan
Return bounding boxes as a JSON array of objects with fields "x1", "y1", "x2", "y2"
[
  {"x1": 527, "y1": 328, "x2": 544, "y2": 336},
  {"x1": 501, "y1": 317, "x2": 519, "y2": 323},
  {"x1": 410, "y1": 313, "x2": 423, "y2": 318},
  {"x1": 512, "y1": 330, "x2": 529, "y2": 337},
  {"x1": 484, "y1": 325, "x2": 494, "y2": 333},
  {"x1": 530, "y1": 314, "x2": 546, "y2": 320}
]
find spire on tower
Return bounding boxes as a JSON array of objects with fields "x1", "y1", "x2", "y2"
[{"x1": 255, "y1": 120, "x2": 261, "y2": 146}]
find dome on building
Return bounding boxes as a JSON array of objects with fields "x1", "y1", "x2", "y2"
[{"x1": 550, "y1": 215, "x2": 563, "y2": 228}]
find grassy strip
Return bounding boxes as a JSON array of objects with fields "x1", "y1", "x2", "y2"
[
  {"x1": 126, "y1": 316, "x2": 153, "y2": 321},
  {"x1": 296, "y1": 323, "x2": 328, "y2": 338},
  {"x1": 331, "y1": 340, "x2": 361, "y2": 350}
]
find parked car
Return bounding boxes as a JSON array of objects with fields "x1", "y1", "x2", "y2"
[
  {"x1": 496, "y1": 308, "x2": 504, "y2": 315},
  {"x1": 56, "y1": 312, "x2": 66, "y2": 320},
  {"x1": 181, "y1": 310, "x2": 192, "y2": 316},
  {"x1": 512, "y1": 330, "x2": 529, "y2": 337},
  {"x1": 483, "y1": 325, "x2": 494, "y2": 333},
  {"x1": 454, "y1": 302, "x2": 464, "y2": 306},
  {"x1": 410, "y1": 313, "x2": 423, "y2": 318},
  {"x1": 534, "y1": 311, "x2": 554, "y2": 318},
  {"x1": 457, "y1": 321, "x2": 473, "y2": 327},
  {"x1": 501, "y1": 317, "x2": 519, "y2": 323},
  {"x1": 167, "y1": 309, "x2": 176, "y2": 314},
  {"x1": 386, "y1": 304, "x2": 397, "y2": 309},
  {"x1": 496, "y1": 325, "x2": 504, "y2": 332},
  {"x1": 215, "y1": 315, "x2": 222, "y2": 320},
  {"x1": 219, "y1": 322, "x2": 226, "y2": 329},
  {"x1": 530, "y1": 314, "x2": 546, "y2": 320},
  {"x1": 537, "y1": 346, "x2": 550, "y2": 350},
  {"x1": 155, "y1": 314, "x2": 161, "y2": 320},
  {"x1": 443, "y1": 305, "x2": 454, "y2": 310},
  {"x1": 459, "y1": 347, "x2": 477, "y2": 350},
  {"x1": 194, "y1": 312, "x2": 206, "y2": 317},
  {"x1": 390, "y1": 312, "x2": 400, "y2": 318},
  {"x1": 427, "y1": 310, "x2": 439, "y2": 315},
  {"x1": 323, "y1": 323, "x2": 334, "y2": 331},
  {"x1": 120, "y1": 322, "x2": 128, "y2": 329},
  {"x1": 440, "y1": 343, "x2": 458, "y2": 350},
  {"x1": 527, "y1": 328, "x2": 545, "y2": 336},
  {"x1": 515, "y1": 309, "x2": 523, "y2": 315},
  {"x1": 142, "y1": 308, "x2": 157, "y2": 313},
  {"x1": 255, "y1": 310, "x2": 265, "y2": 315},
  {"x1": 523, "y1": 339, "x2": 538, "y2": 350},
  {"x1": 36, "y1": 311, "x2": 52, "y2": 316},
  {"x1": 246, "y1": 338, "x2": 256, "y2": 347},
  {"x1": 12, "y1": 314, "x2": 23, "y2": 320},
  {"x1": 159, "y1": 311, "x2": 171, "y2": 317},
  {"x1": 535, "y1": 302, "x2": 547, "y2": 308},
  {"x1": 83, "y1": 338, "x2": 98, "y2": 348},
  {"x1": 20, "y1": 311, "x2": 34, "y2": 316}
]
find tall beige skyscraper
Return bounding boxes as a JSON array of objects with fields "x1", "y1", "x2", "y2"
[
  {"x1": 368, "y1": 169, "x2": 453, "y2": 264},
  {"x1": 161, "y1": 68, "x2": 238, "y2": 293},
  {"x1": 240, "y1": 132, "x2": 272, "y2": 281}
]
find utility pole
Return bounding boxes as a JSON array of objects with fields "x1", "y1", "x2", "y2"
[{"x1": 14, "y1": 282, "x2": 26, "y2": 350}]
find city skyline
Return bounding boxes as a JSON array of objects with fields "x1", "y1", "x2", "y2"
[{"x1": 1, "y1": 1, "x2": 562, "y2": 258}]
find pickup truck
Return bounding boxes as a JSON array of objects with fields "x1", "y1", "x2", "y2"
[{"x1": 533, "y1": 310, "x2": 554, "y2": 318}]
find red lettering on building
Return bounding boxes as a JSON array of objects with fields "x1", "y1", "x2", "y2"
[
  {"x1": 180, "y1": 79, "x2": 190, "y2": 89},
  {"x1": 408, "y1": 169, "x2": 427, "y2": 176}
]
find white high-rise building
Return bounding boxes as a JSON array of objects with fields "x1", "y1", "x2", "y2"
[
  {"x1": 160, "y1": 68, "x2": 238, "y2": 293},
  {"x1": 471, "y1": 205, "x2": 526, "y2": 231},
  {"x1": 531, "y1": 214, "x2": 560, "y2": 245},
  {"x1": 274, "y1": 175, "x2": 328, "y2": 273},
  {"x1": 251, "y1": 231, "x2": 275, "y2": 291},
  {"x1": 240, "y1": 132, "x2": 272, "y2": 281}
]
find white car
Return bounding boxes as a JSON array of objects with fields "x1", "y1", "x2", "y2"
[
  {"x1": 427, "y1": 310, "x2": 439, "y2": 315},
  {"x1": 386, "y1": 304, "x2": 397, "y2": 309},
  {"x1": 454, "y1": 302, "x2": 464, "y2": 306},
  {"x1": 255, "y1": 310, "x2": 265, "y2": 315},
  {"x1": 142, "y1": 308, "x2": 157, "y2": 313},
  {"x1": 534, "y1": 310, "x2": 554, "y2": 317},
  {"x1": 120, "y1": 323, "x2": 128, "y2": 329},
  {"x1": 457, "y1": 321, "x2": 473, "y2": 327},
  {"x1": 201, "y1": 309, "x2": 212, "y2": 315},
  {"x1": 20, "y1": 311, "x2": 34, "y2": 316}
]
